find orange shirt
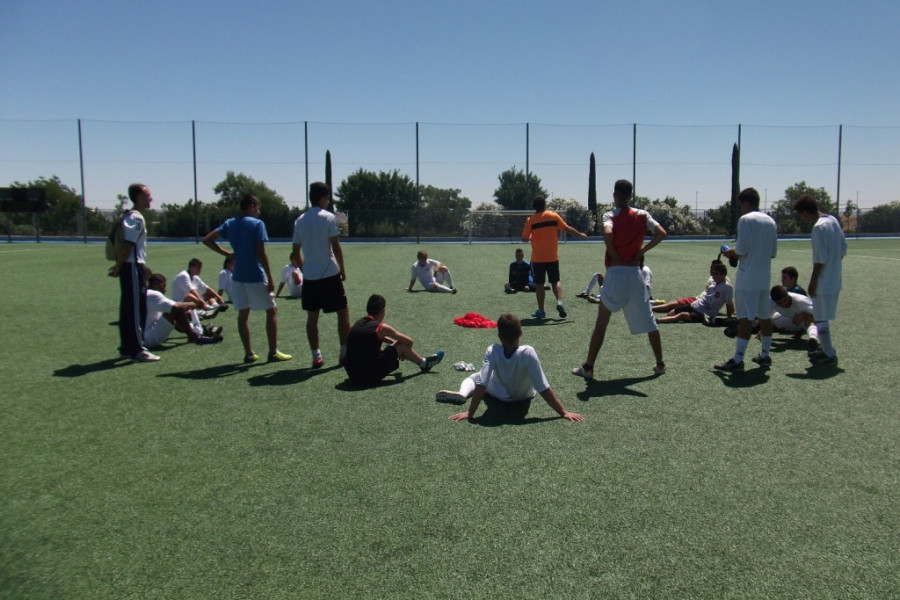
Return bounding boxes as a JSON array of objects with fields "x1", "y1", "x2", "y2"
[{"x1": 523, "y1": 211, "x2": 567, "y2": 263}]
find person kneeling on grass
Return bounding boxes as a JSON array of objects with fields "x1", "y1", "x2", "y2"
[
  {"x1": 145, "y1": 273, "x2": 223, "y2": 348},
  {"x1": 440, "y1": 313, "x2": 584, "y2": 423},
  {"x1": 343, "y1": 294, "x2": 445, "y2": 386}
]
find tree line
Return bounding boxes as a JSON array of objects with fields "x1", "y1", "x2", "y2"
[{"x1": 5, "y1": 168, "x2": 899, "y2": 238}]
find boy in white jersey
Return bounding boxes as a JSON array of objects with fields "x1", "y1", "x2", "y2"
[
  {"x1": 217, "y1": 256, "x2": 234, "y2": 303},
  {"x1": 275, "y1": 251, "x2": 303, "y2": 298},
  {"x1": 794, "y1": 194, "x2": 847, "y2": 364},
  {"x1": 654, "y1": 261, "x2": 734, "y2": 324},
  {"x1": 408, "y1": 250, "x2": 456, "y2": 293},
  {"x1": 768, "y1": 285, "x2": 820, "y2": 355},
  {"x1": 441, "y1": 313, "x2": 583, "y2": 422},
  {"x1": 144, "y1": 274, "x2": 222, "y2": 348}
]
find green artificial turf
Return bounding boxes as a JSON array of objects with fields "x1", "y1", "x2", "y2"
[{"x1": 1, "y1": 239, "x2": 898, "y2": 599}]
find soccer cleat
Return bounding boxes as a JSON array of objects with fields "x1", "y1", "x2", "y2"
[
  {"x1": 132, "y1": 350, "x2": 161, "y2": 362},
  {"x1": 217, "y1": 304, "x2": 229, "y2": 312},
  {"x1": 575, "y1": 291, "x2": 589, "y2": 298},
  {"x1": 808, "y1": 349, "x2": 838, "y2": 365},
  {"x1": 751, "y1": 354, "x2": 772, "y2": 367},
  {"x1": 652, "y1": 362, "x2": 666, "y2": 375},
  {"x1": 203, "y1": 324, "x2": 223, "y2": 337},
  {"x1": 451, "y1": 287, "x2": 458, "y2": 294},
  {"x1": 531, "y1": 310, "x2": 546, "y2": 319},
  {"x1": 312, "y1": 356, "x2": 324, "y2": 369},
  {"x1": 436, "y1": 390, "x2": 467, "y2": 404},
  {"x1": 195, "y1": 335, "x2": 221, "y2": 345},
  {"x1": 714, "y1": 358, "x2": 744, "y2": 372},
  {"x1": 268, "y1": 350, "x2": 292, "y2": 362},
  {"x1": 587, "y1": 295, "x2": 601, "y2": 304},
  {"x1": 556, "y1": 303, "x2": 567, "y2": 318},
  {"x1": 244, "y1": 352, "x2": 260, "y2": 364},
  {"x1": 807, "y1": 338, "x2": 821, "y2": 356},
  {"x1": 571, "y1": 364, "x2": 594, "y2": 379},
  {"x1": 422, "y1": 350, "x2": 445, "y2": 371}
]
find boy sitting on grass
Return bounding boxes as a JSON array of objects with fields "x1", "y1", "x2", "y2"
[
  {"x1": 343, "y1": 294, "x2": 444, "y2": 386},
  {"x1": 441, "y1": 313, "x2": 584, "y2": 422}
]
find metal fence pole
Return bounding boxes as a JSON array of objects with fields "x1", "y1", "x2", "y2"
[
  {"x1": 77, "y1": 118, "x2": 87, "y2": 242},
  {"x1": 836, "y1": 124, "x2": 843, "y2": 218},
  {"x1": 192, "y1": 120, "x2": 199, "y2": 243}
]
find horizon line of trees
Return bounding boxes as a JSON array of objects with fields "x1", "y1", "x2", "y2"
[{"x1": 5, "y1": 167, "x2": 900, "y2": 238}]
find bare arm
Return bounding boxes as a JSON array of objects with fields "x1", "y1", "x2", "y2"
[
  {"x1": 203, "y1": 230, "x2": 234, "y2": 260},
  {"x1": 539, "y1": 387, "x2": 584, "y2": 422},
  {"x1": 449, "y1": 385, "x2": 487, "y2": 421},
  {"x1": 640, "y1": 224, "x2": 667, "y2": 258},
  {"x1": 808, "y1": 263, "x2": 824, "y2": 298},
  {"x1": 292, "y1": 242, "x2": 303, "y2": 271},
  {"x1": 725, "y1": 301, "x2": 735, "y2": 318},
  {"x1": 256, "y1": 242, "x2": 274, "y2": 293},
  {"x1": 565, "y1": 224, "x2": 588, "y2": 239},
  {"x1": 108, "y1": 240, "x2": 135, "y2": 278},
  {"x1": 330, "y1": 237, "x2": 346, "y2": 281},
  {"x1": 377, "y1": 323, "x2": 414, "y2": 347}
]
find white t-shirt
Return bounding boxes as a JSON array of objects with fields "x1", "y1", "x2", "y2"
[
  {"x1": 171, "y1": 270, "x2": 194, "y2": 302},
  {"x1": 120, "y1": 210, "x2": 147, "y2": 264},
  {"x1": 811, "y1": 214, "x2": 847, "y2": 294},
  {"x1": 281, "y1": 264, "x2": 303, "y2": 297},
  {"x1": 475, "y1": 343, "x2": 550, "y2": 402},
  {"x1": 692, "y1": 280, "x2": 734, "y2": 318},
  {"x1": 734, "y1": 210, "x2": 778, "y2": 291},
  {"x1": 771, "y1": 292, "x2": 813, "y2": 320},
  {"x1": 293, "y1": 206, "x2": 340, "y2": 281},
  {"x1": 218, "y1": 268, "x2": 233, "y2": 295},
  {"x1": 145, "y1": 289, "x2": 176, "y2": 332},
  {"x1": 641, "y1": 265, "x2": 652, "y2": 291},
  {"x1": 411, "y1": 259, "x2": 440, "y2": 288}
]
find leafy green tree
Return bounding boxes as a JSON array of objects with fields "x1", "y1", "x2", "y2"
[
  {"x1": 548, "y1": 197, "x2": 592, "y2": 233},
  {"x1": 493, "y1": 167, "x2": 547, "y2": 210},
  {"x1": 705, "y1": 203, "x2": 734, "y2": 236},
  {"x1": 769, "y1": 181, "x2": 835, "y2": 234},
  {"x1": 419, "y1": 185, "x2": 471, "y2": 235},
  {"x1": 211, "y1": 171, "x2": 299, "y2": 237},
  {"x1": 335, "y1": 169, "x2": 417, "y2": 236},
  {"x1": 630, "y1": 195, "x2": 706, "y2": 235},
  {"x1": 10, "y1": 175, "x2": 110, "y2": 235},
  {"x1": 858, "y1": 202, "x2": 900, "y2": 234}
]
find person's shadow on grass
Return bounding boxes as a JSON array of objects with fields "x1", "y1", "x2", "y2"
[
  {"x1": 520, "y1": 317, "x2": 574, "y2": 328},
  {"x1": 574, "y1": 375, "x2": 654, "y2": 402},
  {"x1": 54, "y1": 356, "x2": 132, "y2": 377},
  {"x1": 711, "y1": 366, "x2": 771, "y2": 388},
  {"x1": 334, "y1": 369, "x2": 431, "y2": 391},
  {"x1": 466, "y1": 397, "x2": 559, "y2": 427},
  {"x1": 248, "y1": 364, "x2": 343, "y2": 387},
  {"x1": 785, "y1": 363, "x2": 844, "y2": 380}
]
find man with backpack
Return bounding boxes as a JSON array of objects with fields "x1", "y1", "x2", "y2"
[{"x1": 108, "y1": 183, "x2": 158, "y2": 362}]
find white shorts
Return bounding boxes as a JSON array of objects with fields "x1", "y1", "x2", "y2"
[
  {"x1": 773, "y1": 312, "x2": 803, "y2": 332},
  {"x1": 599, "y1": 266, "x2": 657, "y2": 335},
  {"x1": 813, "y1": 292, "x2": 839, "y2": 322},
  {"x1": 231, "y1": 281, "x2": 276, "y2": 311},
  {"x1": 735, "y1": 289, "x2": 770, "y2": 321},
  {"x1": 144, "y1": 318, "x2": 174, "y2": 348}
]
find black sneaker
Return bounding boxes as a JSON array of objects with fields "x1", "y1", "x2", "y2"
[
  {"x1": 714, "y1": 358, "x2": 744, "y2": 372},
  {"x1": 751, "y1": 354, "x2": 772, "y2": 367},
  {"x1": 807, "y1": 338, "x2": 821, "y2": 356},
  {"x1": 556, "y1": 303, "x2": 567, "y2": 318},
  {"x1": 195, "y1": 335, "x2": 221, "y2": 345}
]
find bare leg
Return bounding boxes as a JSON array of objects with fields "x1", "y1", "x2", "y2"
[
  {"x1": 585, "y1": 303, "x2": 613, "y2": 365},
  {"x1": 306, "y1": 310, "x2": 320, "y2": 351},
  {"x1": 535, "y1": 283, "x2": 546, "y2": 312},
  {"x1": 393, "y1": 340, "x2": 423, "y2": 364},
  {"x1": 553, "y1": 280, "x2": 562, "y2": 302},
  {"x1": 265, "y1": 306, "x2": 278, "y2": 353},
  {"x1": 238, "y1": 308, "x2": 252, "y2": 353},
  {"x1": 337, "y1": 306, "x2": 350, "y2": 346},
  {"x1": 648, "y1": 330, "x2": 664, "y2": 364}
]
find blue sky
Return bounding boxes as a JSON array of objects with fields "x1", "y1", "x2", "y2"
[{"x1": 2, "y1": 0, "x2": 898, "y2": 210}]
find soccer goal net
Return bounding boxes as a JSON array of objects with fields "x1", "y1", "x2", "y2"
[{"x1": 466, "y1": 208, "x2": 594, "y2": 244}]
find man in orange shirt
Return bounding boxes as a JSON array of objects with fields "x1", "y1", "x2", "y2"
[{"x1": 522, "y1": 195, "x2": 588, "y2": 319}]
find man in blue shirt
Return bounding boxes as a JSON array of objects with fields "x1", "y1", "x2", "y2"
[{"x1": 204, "y1": 194, "x2": 292, "y2": 364}]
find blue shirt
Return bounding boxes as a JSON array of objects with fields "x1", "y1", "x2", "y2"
[{"x1": 216, "y1": 215, "x2": 268, "y2": 283}]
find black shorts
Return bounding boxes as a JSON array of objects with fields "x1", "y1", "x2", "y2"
[
  {"x1": 346, "y1": 345, "x2": 400, "y2": 385},
  {"x1": 531, "y1": 261, "x2": 560, "y2": 285},
  {"x1": 672, "y1": 304, "x2": 704, "y2": 322},
  {"x1": 301, "y1": 274, "x2": 348, "y2": 313}
]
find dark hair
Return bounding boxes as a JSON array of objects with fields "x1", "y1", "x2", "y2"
[
  {"x1": 793, "y1": 194, "x2": 819, "y2": 215},
  {"x1": 240, "y1": 194, "x2": 259, "y2": 211},
  {"x1": 614, "y1": 179, "x2": 633, "y2": 198},
  {"x1": 738, "y1": 187, "x2": 761, "y2": 208},
  {"x1": 188, "y1": 258, "x2": 203, "y2": 269},
  {"x1": 781, "y1": 266, "x2": 799, "y2": 280},
  {"x1": 366, "y1": 294, "x2": 386, "y2": 316},
  {"x1": 127, "y1": 183, "x2": 146, "y2": 203},
  {"x1": 711, "y1": 262, "x2": 727, "y2": 276},
  {"x1": 223, "y1": 256, "x2": 234, "y2": 268},
  {"x1": 770, "y1": 285, "x2": 788, "y2": 302},
  {"x1": 497, "y1": 313, "x2": 522, "y2": 343},
  {"x1": 310, "y1": 181, "x2": 331, "y2": 204},
  {"x1": 148, "y1": 273, "x2": 166, "y2": 288},
  {"x1": 532, "y1": 195, "x2": 547, "y2": 212},
  {"x1": 417, "y1": 250, "x2": 428, "y2": 261}
]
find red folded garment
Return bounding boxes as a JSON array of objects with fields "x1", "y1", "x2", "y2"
[{"x1": 453, "y1": 312, "x2": 497, "y2": 328}]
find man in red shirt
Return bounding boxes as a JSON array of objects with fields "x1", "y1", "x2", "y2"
[
  {"x1": 521, "y1": 195, "x2": 588, "y2": 319},
  {"x1": 572, "y1": 180, "x2": 667, "y2": 379}
]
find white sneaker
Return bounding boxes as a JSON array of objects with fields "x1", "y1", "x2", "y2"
[
  {"x1": 436, "y1": 390, "x2": 466, "y2": 404},
  {"x1": 132, "y1": 350, "x2": 161, "y2": 362}
]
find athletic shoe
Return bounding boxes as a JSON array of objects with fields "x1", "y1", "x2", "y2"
[
  {"x1": 422, "y1": 350, "x2": 445, "y2": 371},
  {"x1": 199, "y1": 306, "x2": 221, "y2": 320},
  {"x1": 217, "y1": 304, "x2": 229, "y2": 312},
  {"x1": 575, "y1": 291, "x2": 589, "y2": 298},
  {"x1": 751, "y1": 354, "x2": 772, "y2": 367},
  {"x1": 556, "y1": 303, "x2": 567, "y2": 318},
  {"x1": 132, "y1": 350, "x2": 161, "y2": 362},
  {"x1": 652, "y1": 362, "x2": 666, "y2": 375},
  {"x1": 807, "y1": 338, "x2": 821, "y2": 356},
  {"x1": 587, "y1": 295, "x2": 601, "y2": 304},
  {"x1": 451, "y1": 287, "x2": 458, "y2": 295},
  {"x1": 203, "y1": 325, "x2": 223, "y2": 337},
  {"x1": 532, "y1": 310, "x2": 546, "y2": 319},
  {"x1": 809, "y1": 349, "x2": 838, "y2": 365},
  {"x1": 312, "y1": 355, "x2": 324, "y2": 369},
  {"x1": 195, "y1": 335, "x2": 221, "y2": 345},
  {"x1": 571, "y1": 364, "x2": 594, "y2": 379},
  {"x1": 268, "y1": 350, "x2": 292, "y2": 362},
  {"x1": 714, "y1": 358, "x2": 744, "y2": 372},
  {"x1": 244, "y1": 352, "x2": 260, "y2": 364},
  {"x1": 436, "y1": 390, "x2": 466, "y2": 404}
]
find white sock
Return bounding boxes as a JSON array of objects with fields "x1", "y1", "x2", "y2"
[
  {"x1": 817, "y1": 322, "x2": 835, "y2": 356},
  {"x1": 734, "y1": 337, "x2": 749, "y2": 362},
  {"x1": 760, "y1": 336, "x2": 772, "y2": 357}
]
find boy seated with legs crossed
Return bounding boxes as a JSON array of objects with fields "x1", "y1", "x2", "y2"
[
  {"x1": 441, "y1": 313, "x2": 584, "y2": 422},
  {"x1": 343, "y1": 294, "x2": 444, "y2": 386},
  {"x1": 654, "y1": 260, "x2": 734, "y2": 324}
]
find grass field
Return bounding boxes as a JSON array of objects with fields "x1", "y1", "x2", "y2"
[{"x1": 2, "y1": 239, "x2": 898, "y2": 599}]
